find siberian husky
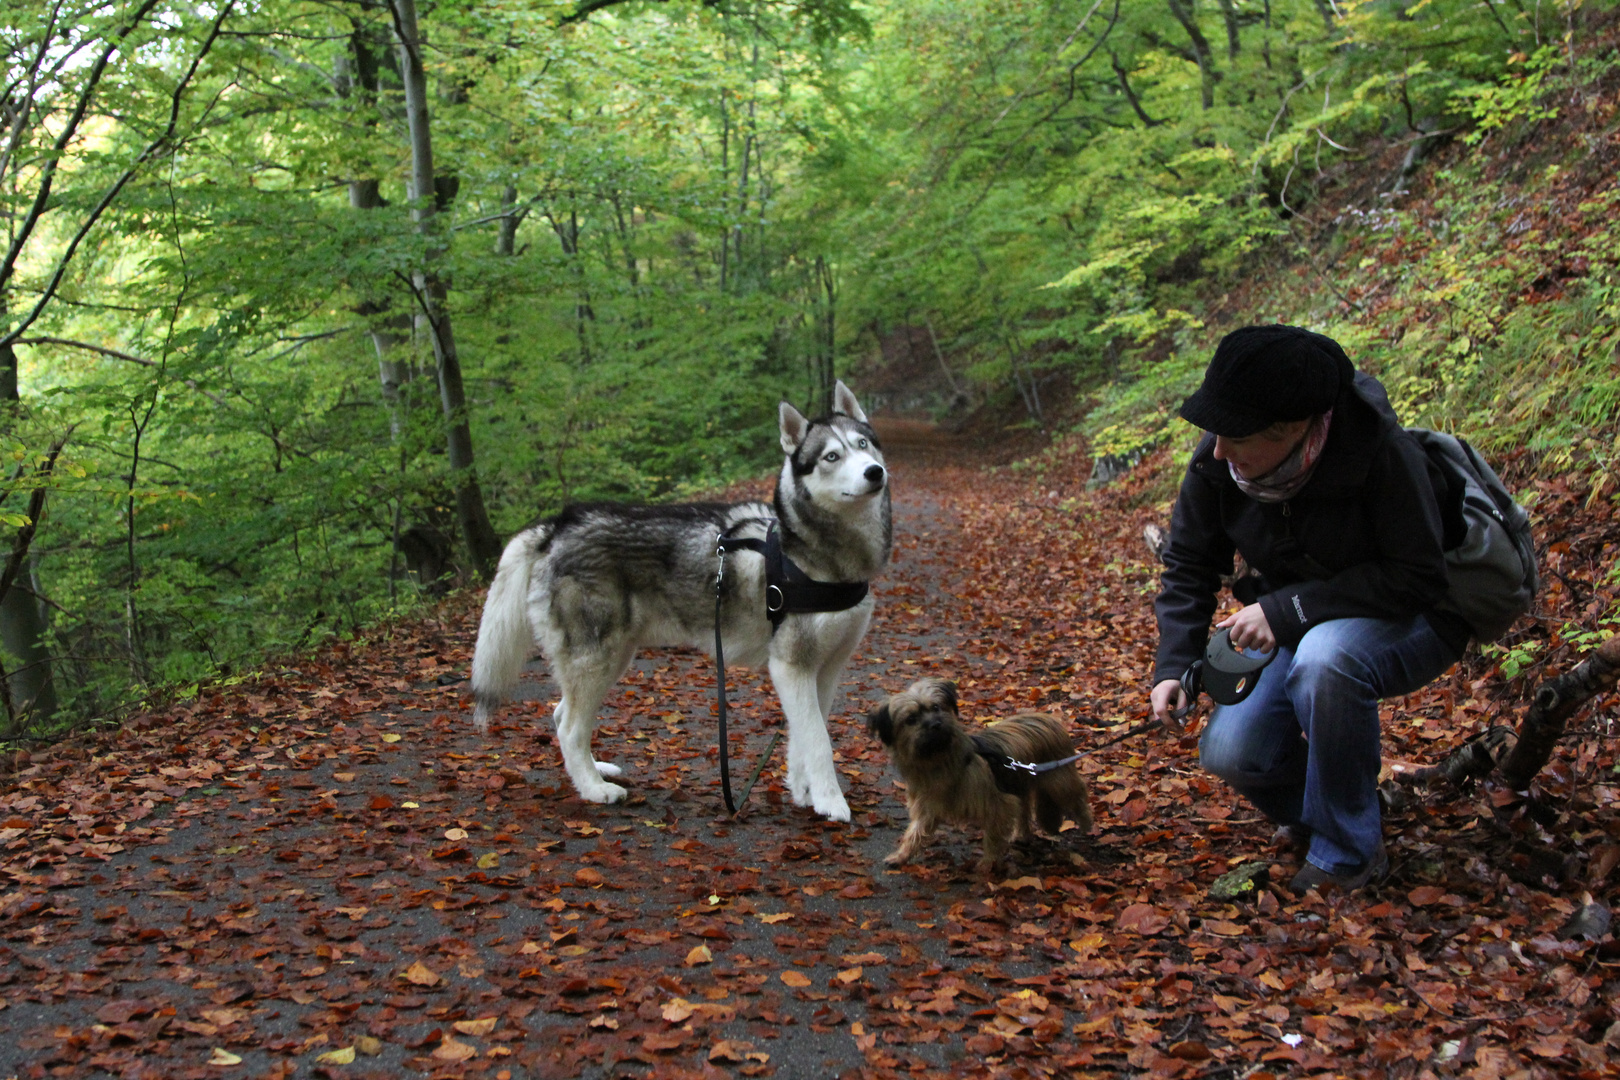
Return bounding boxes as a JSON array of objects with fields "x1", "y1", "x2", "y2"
[{"x1": 470, "y1": 381, "x2": 891, "y2": 821}]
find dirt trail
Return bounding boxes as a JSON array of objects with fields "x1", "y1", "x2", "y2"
[
  {"x1": 10, "y1": 422, "x2": 1616, "y2": 1080},
  {"x1": 0, "y1": 430, "x2": 1115, "y2": 1080}
]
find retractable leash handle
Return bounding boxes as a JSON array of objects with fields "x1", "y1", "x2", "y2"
[
  {"x1": 1171, "y1": 660, "x2": 1202, "y2": 723},
  {"x1": 1170, "y1": 627, "x2": 1277, "y2": 722}
]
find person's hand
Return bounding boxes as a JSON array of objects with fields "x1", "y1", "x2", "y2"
[
  {"x1": 1216, "y1": 602, "x2": 1277, "y2": 654},
  {"x1": 1150, "y1": 678, "x2": 1188, "y2": 731}
]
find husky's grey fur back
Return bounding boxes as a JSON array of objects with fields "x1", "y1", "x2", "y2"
[
  {"x1": 471, "y1": 500, "x2": 775, "y2": 729},
  {"x1": 468, "y1": 380, "x2": 890, "y2": 820}
]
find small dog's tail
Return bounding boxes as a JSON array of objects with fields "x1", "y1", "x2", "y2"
[{"x1": 470, "y1": 523, "x2": 552, "y2": 734}]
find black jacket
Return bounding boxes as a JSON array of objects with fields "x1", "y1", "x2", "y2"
[{"x1": 1152, "y1": 372, "x2": 1470, "y2": 686}]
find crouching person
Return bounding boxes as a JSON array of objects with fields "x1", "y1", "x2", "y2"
[{"x1": 1149, "y1": 325, "x2": 1468, "y2": 895}]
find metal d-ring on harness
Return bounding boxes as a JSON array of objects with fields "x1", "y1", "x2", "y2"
[
  {"x1": 978, "y1": 718, "x2": 1164, "y2": 787},
  {"x1": 713, "y1": 520, "x2": 870, "y2": 814}
]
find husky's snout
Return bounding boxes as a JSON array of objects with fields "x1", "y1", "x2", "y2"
[{"x1": 864, "y1": 464, "x2": 885, "y2": 487}]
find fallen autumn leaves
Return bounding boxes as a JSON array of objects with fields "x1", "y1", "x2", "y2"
[{"x1": 1, "y1": 432, "x2": 1617, "y2": 1079}]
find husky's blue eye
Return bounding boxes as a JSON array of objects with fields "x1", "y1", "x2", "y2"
[
  {"x1": 824, "y1": 451, "x2": 840, "y2": 463},
  {"x1": 857, "y1": 438, "x2": 869, "y2": 449}
]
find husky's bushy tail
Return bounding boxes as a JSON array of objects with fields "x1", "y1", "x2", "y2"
[{"x1": 471, "y1": 523, "x2": 552, "y2": 733}]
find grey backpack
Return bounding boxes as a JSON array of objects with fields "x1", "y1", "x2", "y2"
[{"x1": 1408, "y1": 428, "x2": 1538, "y2": 643}]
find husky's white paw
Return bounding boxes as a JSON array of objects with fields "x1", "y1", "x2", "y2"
[
  {"x1": 579, "y1": 780, "x2": 628, "y2": 804},
  {"x1": 786, "y1": 757, "x2": 809, "y2": 804},
  {"x1": 595, "y1": 761, "x2": 624, "y2": 779},
  {"x1": 812, "y1": 789, "x2": 851, "y2": 822}
]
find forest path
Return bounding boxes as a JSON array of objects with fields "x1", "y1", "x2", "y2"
[
  {"x1": 0, "y1": 428, "x2": 1133, "y2": 1080},
  {"x1": 3, "y1": 422, "x2": 1618, "y2": 1080}
]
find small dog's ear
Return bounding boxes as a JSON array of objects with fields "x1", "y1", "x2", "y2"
[
  {"x1": 938, "y1": 680, "x2": 959, "y2": 713},
  {"x1": 866, "y1": 703, "x2": 894, "y2": 744}
]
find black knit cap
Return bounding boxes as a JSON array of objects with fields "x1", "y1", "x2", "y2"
[{"x1": 1178, "y1": 324, "x2": 1355, "y2": 438}]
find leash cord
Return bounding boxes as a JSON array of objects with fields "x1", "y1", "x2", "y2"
[
  {"x1": 715, "y1": 545, "x2": 737, "y2": 814},
  {"x1": 734, "y1": 729, "x2": 783, "y2": 815},
  {"x1": 1002, "y1": 718, "x2": 1162, "y2": 775}
]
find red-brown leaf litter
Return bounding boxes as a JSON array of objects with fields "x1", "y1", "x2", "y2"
[{"x1": 2, "y1": 425, "x2": 1617, "y2": 1079}]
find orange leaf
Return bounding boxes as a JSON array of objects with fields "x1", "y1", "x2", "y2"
[
  {"x1": 402, "y1": 961, "x2": 440, "y2": 987},
  {"x1": 643, "y1": 1030, "x2": 686, "y2": 1052},
  {"x1": 709, "y1": 1040, "x2": 754, "y2": 1063},
  {"x1": 779, "y1": 970, "x2": 812, "y2": 988},
  {"x1": 1169, "y1": 1040, "x2": 1212, "y2": 1061},
  {"x1": 432, "y1": 1035, "x2": 476, "y2": 1062},
  {"x1": 1407, "y1": 885, "x2": 1446, "y2": 907},
  {"x1": 1114, "y1": 902, "x2": 1170, "y2": 936}
]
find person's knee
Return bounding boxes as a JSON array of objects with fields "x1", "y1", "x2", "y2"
[
  {"x1": 1288, "y1": 632, "x2": 1374, "y2": 698},
  {"x1": 1200, "y1": 719, "x2": 1267, "y2": 782},
  {"x1": 1201, "y1": 708, "x2": 1308, "y2": 783}
]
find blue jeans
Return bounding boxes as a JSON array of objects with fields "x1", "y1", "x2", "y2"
[{"x1": 1198, "y1": 615, "x2": 1461, "y2": 875}]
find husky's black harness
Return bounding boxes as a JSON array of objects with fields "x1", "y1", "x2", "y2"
[{"x1": 713, "y1": 519, "x2": 870, "y2": 813}]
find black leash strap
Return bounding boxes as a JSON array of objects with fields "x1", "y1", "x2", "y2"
[
  {"x1": 714, "y1": 531, "x2": 764, "y2": 814},
  {"x1": 713, "y1": 520, "x2": 870, "y2": 815}
]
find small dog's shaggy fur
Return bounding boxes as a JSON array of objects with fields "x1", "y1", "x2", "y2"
[{"x1": 866, "y1": 678, "x2": 1093, "y2": 874}]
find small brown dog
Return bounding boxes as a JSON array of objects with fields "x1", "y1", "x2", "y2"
[{"x1": 866, "y1": 678, "x2": 1092, "y2": 874}]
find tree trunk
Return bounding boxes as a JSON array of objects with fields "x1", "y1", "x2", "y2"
[
  {"x1": 1166, "y1": 0, "x2": 1218, "y2": 110},
  {"x1": 391, "y1": 0, "x2": 501, "y2": 577},
  {"x1": 923, "y1": 316, "x2": 965, "y2": 402},
  {"x1": 495, "y1": 185, "x2": 521, "y2": 256},
  {"x1": 1498, "y1": 635, "x2": 1620, "y2": 790},
  {"x1": 0, "y1": 432, "x2": 68, "y2": 730},
  {"x1": 1389, "y1": 635, "x2": 1620, "y2": 792},
  {"x1": 812, "y1": 256, "x2": 836, "y2": 415},
  {"x1": 0, "y1": 339, "x2": 15, "y2": 403},
  {"x1": 0, "y1": 568, "x2": 55, "y2": 728},
  {"x1": 1216, "y1": 0, "x2": 1241, "y2": 59},
  {"x1": 341, "y1": 28, "x2": 415, "y2": 444}
]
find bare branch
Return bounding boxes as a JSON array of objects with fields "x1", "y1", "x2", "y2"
[
  {"x1": 15, "y1": 336, "x2": 154, "y2": 366},
  {"x1": 0, "y1": 1, "x2": 237, "y2": 351}
]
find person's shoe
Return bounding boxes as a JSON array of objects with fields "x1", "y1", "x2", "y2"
[
  {"x1": 1288, "y1": 845, "x2": 1388, "y2": 896},
  {"x1": 1269, "y1": 824, "x2": 1312, "y2": 861}
]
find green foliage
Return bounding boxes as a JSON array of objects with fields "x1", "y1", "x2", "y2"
[
  {"x1": 0, "y1": 0, "x2": 1612, "y2": 734},
  {"x1": 1453, "y1": 45, "x2": 1564, "y2": 145}
]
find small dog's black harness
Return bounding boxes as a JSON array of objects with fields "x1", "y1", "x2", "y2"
[
  {"x1": 971, "y1": 718, "x2": 1163, "y2": 792},
  {"x1": 712, "y1": 519, "x2": 871, "y2": 813},
  {"x1": 969, "y1": 737, "x2": 1040, "y2": 796}
]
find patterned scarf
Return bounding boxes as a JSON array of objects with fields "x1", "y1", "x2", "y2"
[{"x1": 1229, "y1": 410, "x2": 1334, "y2": 503}]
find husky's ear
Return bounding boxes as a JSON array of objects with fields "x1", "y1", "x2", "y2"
[
  {"x1": 779, "y1": 399, "x2": 810, "y2": 454},
  {"x1": 832, "y1": 380, "x2": 868, "y2": 424},
  {"x1": 866, "y1": 702, "x2": 894, "y2": 744}
]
